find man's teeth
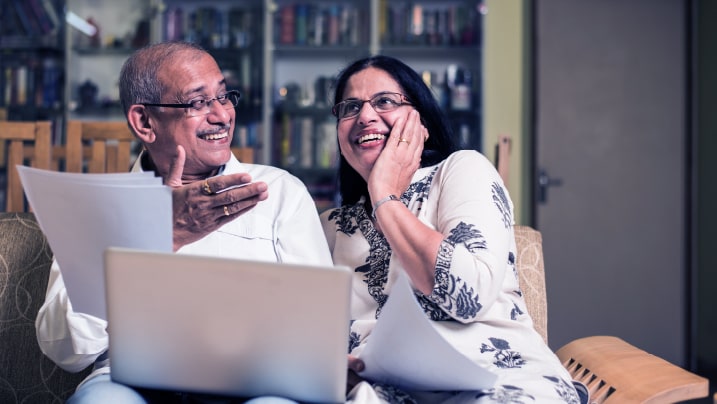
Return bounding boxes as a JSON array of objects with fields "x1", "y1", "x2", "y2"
[
  {"x1": 358, "y1": 133, "x2": 386, "y2": 144},
  {"x1": 201, "y1": 133, "x2": 228, "y2": 140}
]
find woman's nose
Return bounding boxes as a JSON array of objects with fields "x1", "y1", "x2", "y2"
[{"x1": 357, "y1": 102, "x2": 378, "y2": 125}]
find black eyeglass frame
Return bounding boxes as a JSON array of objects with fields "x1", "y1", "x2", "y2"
[
  {"x1": 332, "y1": 91, "x2": 412, "y2": 119},
  {"x1": 140, "y1": 90, "x2": 242, "y2": 112}
]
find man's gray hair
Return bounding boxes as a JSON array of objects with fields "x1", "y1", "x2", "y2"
[{"x1": 119, "y1": 41, "x2": 208, "y2": 114}]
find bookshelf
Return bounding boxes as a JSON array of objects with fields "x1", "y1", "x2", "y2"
[
  {"x1": 157, "y1": 0, "x2": 266, "y2": 163},
  {"x1": 0, "y1": 0, "x2": 65, "y2": 142},
  {"x1": 1, "y1": 0, "x2": 484, "y2": 210},
  {"x1": 269, "y1": 0, "x2": 484, "y2": 210},
  {"x1": 65, "y1": 0, "x2": 158, "y2": 121}
]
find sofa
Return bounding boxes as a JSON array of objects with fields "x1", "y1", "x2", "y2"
[
  {"x1": 0, "y1": 212, "x2": 708, "y2": 403},
  {"x1": 0, "y1": 212, "x2": 89, "y2": 403}
]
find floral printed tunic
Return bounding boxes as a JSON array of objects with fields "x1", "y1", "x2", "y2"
[{"x1": 320, "y1": 151, "x2": 582, "y2": 404}]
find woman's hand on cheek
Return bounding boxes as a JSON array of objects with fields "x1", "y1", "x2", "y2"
[{"x1": 368, "y1": 110, "x2": 425, "y2": 200}]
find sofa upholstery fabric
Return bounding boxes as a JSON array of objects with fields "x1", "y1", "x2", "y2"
[{"x1": 0, "y1": 212, "x2": 89, "y2": 403}]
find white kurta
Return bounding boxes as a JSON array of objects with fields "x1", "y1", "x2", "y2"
[
  {"x1": 321, "y1": 150, "x2": 581, "y2": 403},
  {"x1": 35, "y1": 153, "x2": 333, "y2": 388}
]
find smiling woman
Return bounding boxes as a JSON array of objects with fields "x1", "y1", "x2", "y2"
[{"x1": 321, "y1": 55, "x2": 586, "y2": 403}]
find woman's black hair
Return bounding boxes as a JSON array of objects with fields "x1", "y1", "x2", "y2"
[{"x1": 332, "y1": 55, "x2": 460, "y2": 205}]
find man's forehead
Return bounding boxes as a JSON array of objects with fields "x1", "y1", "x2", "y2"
[{"x1": 158, "y1": 55, "x2": 224, "y2": 96}]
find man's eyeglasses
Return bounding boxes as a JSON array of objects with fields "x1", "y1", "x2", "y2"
[
  {"x1": 141, "y1": 90, "x2": 241, "y2": 117},
  {"x1": 332, "y1": 92, "x2": 412, "y2": 120}
]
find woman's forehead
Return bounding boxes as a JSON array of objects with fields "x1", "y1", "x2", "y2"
[{"x1": 344, "y1": 68, "x2": 401, "y2": 97}]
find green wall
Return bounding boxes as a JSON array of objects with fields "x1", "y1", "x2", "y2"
[{"x1": 483, "y1": 0, "x2": 531, "y2": 225}]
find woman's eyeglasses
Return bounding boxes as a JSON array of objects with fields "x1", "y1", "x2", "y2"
[
  {"x1": 332, "y1": 92, "x2": 412, "y2": 120},
  {"x1": 141, "y1": 90, "x2": 241, "y2": 117}
]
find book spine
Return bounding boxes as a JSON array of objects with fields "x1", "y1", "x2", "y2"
[
  {"x1": 279, "y1": 4, "x2": 295, "y2": 45},
  {"x1": 307, "y1": 5, "x2": 320, "y2": 46},
  {"x1": 27, "y1": 0, "x2": 52, "y2": 35},
  {"x1": 3, "y1": 66, "x2": 11, "y2": 106},
  {"x1": 409, "y1": 4, "x2": 423, "y2": 43},
  {"x1": 0, "y1": 59, "x2": 5, "y2": 107},
  {"x1": 316, "y1": 118, "x2": 337, "y2": 168},
  {"x1": 42, "y1": 58, "x2": 61, "y2": 109},
  {"x1": 299, "y1": 117, "x2": 313, "y2": 168},
  {"x1": 40, "y1": 0, "x2": 60, "y2": 33},
  {"x1": 12, "y1": 1, "x2": 35, "y2": 35},
  {"x1": 295, "y1": 4, "x2": 308, "y2": 45},
  {"x1": 327, "y1": 5, "x2": 339, "y2": 46},
  {"x1": 164, "y1": 7, "x2": 184, "y2": 41},
  {"x1": 349, "y1": 8, "x2": 360, "y2": 46},
  {"x1": 378, "y1": 0, "x2": 388, "y2": 44},
  {"x1": 25, "y1": 61, "x2": 37, "y2": 106},
  {"x1": 12, "y1": 66, "x2": 26, "y2": 105}
]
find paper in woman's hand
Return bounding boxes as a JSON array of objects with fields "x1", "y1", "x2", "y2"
[{"x1": 358, "y1": 270, "x2": 497, "y2": 392}]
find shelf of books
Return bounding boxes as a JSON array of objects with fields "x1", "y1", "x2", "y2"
[
  {"x1": 1, "y1": 0, "x2": 484, "y2": 210},
  {"x1": 156, "y1": 0, "x2": 266, "y2": 161},
  {"x1": 0, "y1": 0, "x2": 65, "y2": 142},
  {"x1": 269, "y1": 0, "x2": 484, "y2": 209}
]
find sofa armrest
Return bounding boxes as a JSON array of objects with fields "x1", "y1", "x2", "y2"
[{"x1": 556, "y1": 336, "x2": 708, "y2": 403}]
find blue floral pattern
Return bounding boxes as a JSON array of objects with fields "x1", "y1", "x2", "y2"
[
  {"x1": 326, "y1": 151, "x2": 581, "y2": 403},
  {"x1": 545, "y1": 376, "x2": 582, "y2": 404},
  {"x1": 374, "y1": 384, "x2": 418, "y2": 403},
  {"x1": 478, "y1": 385, "x2": 534, "y2": 403},
  {"x1": 492, "y1": 181, "x2": 512, "y2": 229},
  {"x1": 427, "y1": 222, "x2": 486, "y2": 319},
  {"x1": 348, "y1": 330, "x2": 360, "y2": 353},
  {"x1": 480, "y1": 337, "x2": 526, "y2": 369},
  {"x1": 510, "y1": 303, "x2": 525, "y2": 320}
]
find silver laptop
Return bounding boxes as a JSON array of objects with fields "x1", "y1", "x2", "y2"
[{"x1": 104, "y1": 247, "x2": 352, "y2": 403}]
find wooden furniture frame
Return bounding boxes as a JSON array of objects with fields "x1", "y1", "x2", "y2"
[
  {"x1": 64, "y1": 120, "x2": 136, "y2": 173},
  {"x1": 0, "y1": 121, "x2": 52, "y2": 211},
  {"x1": 514, "y1": 225, "x2": 709, "y2": 403},
  {"x1": 231, "y1": 146, "x2": 254, "y2": 164}
]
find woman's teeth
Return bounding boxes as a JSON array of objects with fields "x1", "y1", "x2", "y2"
[{"x1": 358, "y1": 133, "x2": 386, "y2": 144}]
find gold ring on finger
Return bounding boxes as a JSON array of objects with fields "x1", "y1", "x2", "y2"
[
  {"x1": 223, "y1": 205, "x2": 230, "y2": 216},
  {"x1": 203, "y1": 179, "x2": 213, "y2": 195},
  {"x1": 399, "y1": 138, "x2": 410, "y2": 144}
]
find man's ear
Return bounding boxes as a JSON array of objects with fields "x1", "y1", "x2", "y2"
[{"x1": 127, "y1": 104, "x2": 156, "y2": 143}]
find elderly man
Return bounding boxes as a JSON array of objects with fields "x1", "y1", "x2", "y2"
[{"x1": 35, "y1": 41, "x2": 331, "y2": 404}]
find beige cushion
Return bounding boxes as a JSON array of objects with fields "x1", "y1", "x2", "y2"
[{"x1": 514, "y1": 225, "x2": 548, "y2": 344}]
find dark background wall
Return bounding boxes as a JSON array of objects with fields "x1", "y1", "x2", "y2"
[{"x1": 695, "y1": 0, "x2": 717, "y2": 388}]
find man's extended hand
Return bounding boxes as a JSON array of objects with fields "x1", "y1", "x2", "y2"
[{"x1": 165, "y1": 146, "x2": 269, "y2": 251}]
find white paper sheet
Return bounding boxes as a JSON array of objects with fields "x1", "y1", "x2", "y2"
[
  {"x1": 18, "y1": 166, "x2": 172, "y2": 320},
  {"x1": 359, "y1": 270, "x2": 497, "y2": 392}
]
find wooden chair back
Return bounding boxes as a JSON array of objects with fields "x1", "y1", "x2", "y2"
[
  {"x1": 64, "y1": 120, "x2": 136, "y2": 173},
  {"x1": 0, "y1": 121, "x2": 52, "y2": 212},
  {"x1": 557, "y1": 336, "x2": 708, "y2": 403},
  {"x1": 514, "y1": 225, "x2": 708, "y2": 403},
  {"x1": 231, "y1": 146, "x2": 254, "y2": 164}
]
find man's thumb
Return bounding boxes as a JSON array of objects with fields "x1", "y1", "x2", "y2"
[{"x1": 165, "y1": 145, "x2": 185, "y2": 186}]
